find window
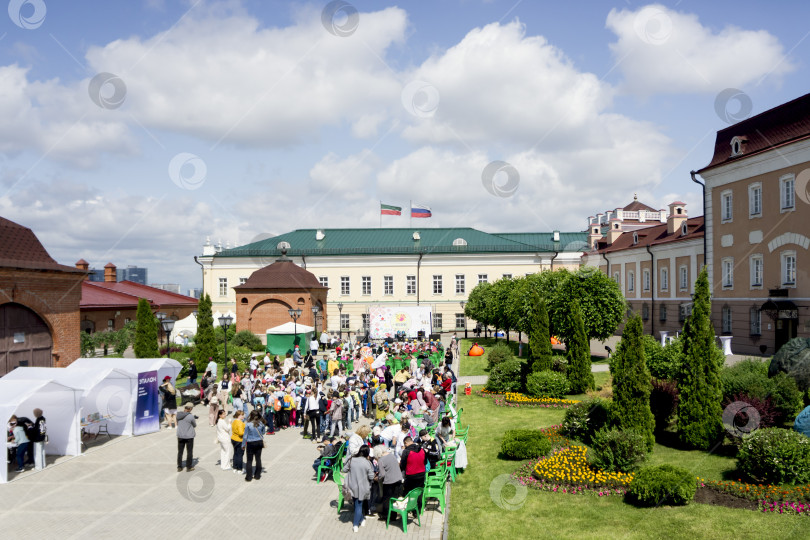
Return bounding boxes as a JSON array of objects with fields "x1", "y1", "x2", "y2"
[
  {"x1": 679, "y1": 303, "x2": 692, "y2": 322},
  {"x1": 613, "y1": 272, "x2": 620, "y2": 285},
  {"x1": 433, "y1": 313, "x2": 443, "y2": 330},
  {"x1": 361, "y1": 313, "x2": 369, "y2": 329},
  {"x1": 239, "y1": 277, "x2": 248, "y2": 285},
  {"x1": 721, "y1": 190, "x2": 733, "y2": 222},
  {"x1": 124, "y1": 318, "x2": 131, "y2": 325},
  {"x1": 433, "y1": 275, "x2": 443, "y2": 294},
  {"x1": 681, "y1": 222, "x2": 688, "y2": 236},
  {"x1": 218, "y1": 277, "x2": 228, "y2": 296},
  {"x1": 659, "y1": 304, "x2": 667, "y2": 322},
  {"x1": 502, "y1": 273, "x2": 512, "y2": 279},
  {"x1": 641, "y1": 303, "x2": 649, "y2": 320},
  {"x1": 362, "y1": 276, "x2": 371, "y2": 295},
  {"x1": 782, "y1": 251, "x2": 797, "y2": 286},
  {"x1": 780, "y1": 174, "x2": 795, "y2": 211},
  {"x1": 455, "y1": 274, "x2": 465, "y2": 294},
  {"x1": 627, "y1": 271, "x2": 635, "y2": 292},
  {"x1": 383, "y1": 276, "x2": 393, "y2": 295},
  {"x1": 722, "y1": 305, "x2": 732, "y2": 334},
  {"x1": 722, "y1": 258, "x2": 734, "y2": 289},
  {"x1": 750, "y1": 255, "x2": 763, "y2": 288},
  {"x1": 731, "y1": 136, "x2": 745, "y2": 156},
  {"x1": 478, "y1": 274, "x2": 488, "y2": 284},
  {"x1": 679, "y1": 265, "x2": 688, "y2": 290},
  {"x1": 642, "y1": 269, "x2": 650, "y2": 292},
  {"x1": 340, "y1": 276, "x2": 350, "y2": 295},
  {"x1": 107, "y1": 319, "x2": 114, "y2": 330},
  {"x1": 340, "y1": 314, "x2": 350, "y2": 330},
  {"x1": 455, "y1": 313, "x2": 466, "y2": 329},
  {"x1": 452, "y1": 238, "x2": 467, "y2": 246},
  {"x1": 632, "y1": 232, "x2": 638, "y2": 244},
  {"x1": 748, "y1": 183, "x2": 762, "y2": 217},
  {"x1": 318, "y1": 276, "x2": 328, "y2": 288},
  {"x1": 406, "y1": 275, "x2": 416, "y2": 295},
  {"x1": 660, "y1": 267, "x2": 668, "y2": 291},
  {"x1": 750, "y1": 307, "x2": 761, "y2": 336}
]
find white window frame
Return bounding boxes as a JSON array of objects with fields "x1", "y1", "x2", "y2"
[
  {"x1": 455, "y1": 313, "x2": 466, "y2": 329},
  {"x1": 780, "y1": 174, "x2": 795, "y2": 212},
  {"x1": 750, "y1": 254, "x2": 763, "y2": 289},
  {"x1": 642, "y1": 269, "x2": 651, "y2": 292},
  {"x1": 721, "y1": 189, "x2": 733, "y2": 223},
  {"x1": 340, "y1": 313, "x2": 350, "y2": 330},
  {"x1": 613, "y1": 271, "x2": 620, "y2": 285},
  {"x1": 659, "y1": 304, "x2": 667, "y2": 322},
  {"x1": 361, "y1": 276, "x2": 372, "y2": 295},
  {"x1": 478, "y1": 273, "x2": 488, "y2": 284},
  {"x1": 383, "y1": 275, "x2": 393, "y2": 295},
  {"x1": 455, "y1": 274, "x2": 465, "y2": 294},
  {"x1": 722, "y1": 305, "x2": 732, "y2": 334},
  {"x1": 679, "y1": 265, "x2": 688, "y2": 291},
  {"x1": 782, "y1": 250, "x2": 797, "y2": 287},
  {"x1": 433, "y1": 275, "x2": 443, "y2": 295},
  {"x1": 722, "y1": 257, "x2": 734, "y2": 290},
  {"x1": 239, "y1": 277, "x2": 248, "y2": 285},
  {"x1": 749, "y1": 306, "x2": 761, "y2": 336},
  {"x1": 406, "y1": 275, "x2": 416, "y2": 295},
  {"x1": 660, "y1": 267, "x2": 669, "y2": 292},
  {"x1": 218, "y1": 277, "x2": 228, "y2": 296},
  {"x1": 318, "y1": 276, "x2": 328, "y2": 288},
  {"x1": 627, "y1": 270, "x2": 635, "y2": 292},
  {"x1": 340, "y1": 276, "x2": 350, "y2": 296},
  {"x1": 502, "y1": 273, "x2": 512, "y2": 279},
  {"x1": 748, "y1": 182, "x2": 762, "y2": 218},
  {"x1": 361, "y1": 313, "x2": 369, "y2": 329},
  {"x1": 433, "y1": 312, "x2": 443, "y2": 330}
]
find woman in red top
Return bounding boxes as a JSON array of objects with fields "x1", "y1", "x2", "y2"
[{"x1": 399, "y1": 436, "x2": 427, "y2": 515}]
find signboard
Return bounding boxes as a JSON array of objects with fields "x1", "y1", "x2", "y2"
[
  {"x1": 778, "y1": 310, "x2": 799, "y2": 320},
  {"x1": 133, "y1": 370, "x2": 159, "y2": 436},
  {"x1": 369, "y1": 306, "x2": 432, "y2": 339}
]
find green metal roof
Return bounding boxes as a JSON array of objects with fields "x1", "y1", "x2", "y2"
[{"x1": 217, "y1": 228, "x2": 587, "y2": 258}]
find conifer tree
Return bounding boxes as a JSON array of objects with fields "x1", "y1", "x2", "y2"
[
  {"x1": 611, "y1": 315, "x2": 655, "y2": 451},
  {"x1": 194, "y1": 293, "x2": 218, "y2": 371},
  {"x1": 134, "y1": 298, "x2": 159, "y2": 358},
  {"x1": 566, "y1": 301, "x2": 594, "y2": 393},
  {"x1": 530, "y1": 293, "x2": 553, "y2": 372}
]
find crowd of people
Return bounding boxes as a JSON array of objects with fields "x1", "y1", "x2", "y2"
[{"x1": 6, "y1": 409, "x2": 47, "y2": 473}]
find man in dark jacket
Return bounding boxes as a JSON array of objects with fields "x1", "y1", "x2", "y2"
[
  {"x1": 187, "y1": 360, "x2": 198, "y2": 384},
  {"x1": 419, "y1": 429, "x2": 441, "y2": 468},
  {"x1": 176, "y1": 403, "x2": 197, "y2": 472},
  {"x1": 31, "y1": 408, "x2": 47, "y2": 470}
]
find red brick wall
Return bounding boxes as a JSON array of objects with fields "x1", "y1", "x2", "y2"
[
  {"x1": 0, "y1": 268, "x2": 84, "y2": 368},
  {"x1": 236, "y1": 289, "x2": 328, "y2": 336}
]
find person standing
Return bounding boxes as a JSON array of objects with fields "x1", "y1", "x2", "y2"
[
  {"x1": 205, "y1": 357, "x2": 218, "y2": 380},
  {"x1": 399, "y1": 436, "x2": 427, "y2": 513},
  {"x1": 9, "y1": 416, "x2": 29, "y2": 472},
  {"x1": 343, "y1": 445, "x2": 375, "y2": 533},
  {"x1": 376, "y1": 445, "x2": 403, "y2": 522},
  {"x1": 160, "y1": 377, "x2": 178, "y2": 429},
  {"x1": 29, "y1": 408, "x2": 47, "y2": 470},
  {"x1": 242, "y1": 410, "x2": 266, "y2": 482},
  {"x1": 187, "y1": 359, "x2": 198, "y2": 385},
  {"x1": 215, "y1": 410, "x2": 232, "y2": 471},
  {"x1": 176, "y1": 403, "x2": 197, "y2": 472},
  {"x1": 217, "y1": 374, "x2": 232, "y2": 415},
  {"x1": 327, "y1": 392, "x2": 343, "y2": 437},
  {"x1": 303, "y1": 389, "x2": 320, "y2": 440},
  {"x1": 310, "y1": 336, "x2": 319, "y2": 357},
  {"x1": 231, "y1": 410, "x2": 245, "y2": 474}
]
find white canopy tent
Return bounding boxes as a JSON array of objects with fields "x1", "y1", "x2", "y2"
[
  {"x1": 266, "y1": 322, "x2": 315, "y2": 334},
  {"x1": 0, "y1": 379, "x2": 82, "y2": 484},
  {"x1": 67, "y1": 357, "x2": 182, "y2": 383},
  {"x1": 3, "y1": 367, "x2": 137, "y2": 437}
]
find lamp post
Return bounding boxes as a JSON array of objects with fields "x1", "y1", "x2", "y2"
[
  {"x1": 460, "y1": 301, "x2": 468, "y2": 339},
  {"x1": 161, "y1": 318, "x2": 175, "y2": 358},
  {"x1": 337, "y1": 303, "x2": 344, "y2": 339},
  {"x1": 218, "y1": 314, "x2": 233, "y2": 364},
  {"x1": 288, "y1": 308, "x2": 302, "y2": 348},
  {"x1": 156, "y1": 312, "x2": 167, "y2": 350},
  {"x1": 311, "y1": 305, "x2": 321, "y2": 334}
]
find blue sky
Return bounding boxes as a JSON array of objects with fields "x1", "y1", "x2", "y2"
[{"x1": 0, "y1": 0, "x2": 807, "y2": 291}]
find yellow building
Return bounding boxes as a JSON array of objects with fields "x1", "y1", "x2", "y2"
[{"x1": 197, "y1": 227, "x2": 586, "y2": 340}]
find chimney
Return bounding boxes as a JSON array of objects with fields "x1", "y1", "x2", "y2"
[
  {"x1": 587, "y1": 224, "x2": 602, "y2": 251},
  {"x1": 75, "y1": 259, "x2": 90, "y2": 280},
  {"x1": 104, "y1": 262, "x2": 117, "y2": 283},
  {"x1": 596, "y1": 212, "x2": 605, "y2": 224},
  {"x1": 552, "y1": 230, "x2": 560, "y2": 242},
  {"x1": 607, "y1": 218, "x2": 623, "y2": 245},
  {"x1": 667, "y1": 202, "x2": 687, "y2": 235}
]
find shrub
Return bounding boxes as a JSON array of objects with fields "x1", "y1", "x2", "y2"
[
  {"x1": 561, "y1": 397, "x2": 610, "y2": 443},
  {"x1": 769, "y1": 373, "x2": 804, "y2": 424},
  {"x1": 566, "y1": 301, "x2": 594, "y2": 394},
  {"x1": 589, "y1": 427, "x2": 648, "y2": 472},
  {"x1": 644, "y1": 335, "x2": 683, "y2": 380},
  {"x1": 721, "y1": 361, "x2": 803, "y2": 424},
  {"x1": 500, "y1": 429, "x2": 552, "y2": 460},
  {"x1": 551, "y1": 352, "x2": 568, "y2": 373},
  {"x1": 230, "y1": 330, "x2": 264, "y2": 351},
  {"x1": 628, "y1": 464, "x2": 696, "y2": 506},
  {"x1": 487, "y1": 342, "x2": 515, "y2": 370},
  {"x1": 529, "y1": 295, "x2": 553, "y2": 372},
  {"x1": 737, "y1": 428, "x2": 810, "y2": 485},
  {"x1": 722, "y1": 393, "x2": 778, "y2": 433},
  {"x1": 526, "y1": 371, "x2": 570, "y2": 398},
  {"x1": 650, "y1": 379, "x2": 679, "y2": 433},
  {"x1": 485, "y1": 358, "x2": 524, "y2": 393}
]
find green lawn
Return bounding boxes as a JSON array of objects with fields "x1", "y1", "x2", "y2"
[
  {"x1": 447, "y1": 386, "x2": 805, "y2": 540},
  {"x1": 459, "y1": 338, "x2": 520, "y2": 376}
]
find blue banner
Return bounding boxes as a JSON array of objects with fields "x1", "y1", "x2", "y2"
[{"x1": 134, "y1": 370, "x2": 159, "y2": 435}]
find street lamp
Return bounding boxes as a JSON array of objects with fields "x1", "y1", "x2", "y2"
[
  {"x1": 311, "y1": 305, "x2": 321, "y2": 334},
  {"x1": 460, "y1": 301, "x2": 468, "y2": 339},
  {"x1": 156, "y1": 312, "x2": 167, "y2": 350},
  {"x1": 218, "y1": 314, "x2": 233, "y2": 364},
  {"x1": 288, "y1": 308, "x2": 302, "y2": 348},
  {"x1": 337, "y1": 303, "x2": 344, "y2": 339},
  {"x1": 161, "y1": 318, "x2": 175, "y2": 357}
]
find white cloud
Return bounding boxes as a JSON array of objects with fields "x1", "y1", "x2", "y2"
[{"x1": 606, "y1": 4, "x2": 793, "y2": 94}]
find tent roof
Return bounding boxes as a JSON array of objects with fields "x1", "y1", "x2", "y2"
[
  {"x1": 67, "y1": 357, "x2": 182, "y2": 377},
  {"x1": 266, "y1": 322, "x2": 314, "y2": 334},
  {"x1": 2, "y1": 366, "x2": 134, "y2": 390}
]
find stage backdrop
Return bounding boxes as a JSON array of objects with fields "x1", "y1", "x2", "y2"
[
  {"x1": 133, "y1": 370, "x2": 159, "y2": 436},
  {"x1": 369, "y1": 306, "x2": 432, "y2": 339}
]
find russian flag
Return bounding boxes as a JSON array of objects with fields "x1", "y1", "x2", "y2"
[{"x1": 411, "y1": 203, "x2": 432, "y2": 218}]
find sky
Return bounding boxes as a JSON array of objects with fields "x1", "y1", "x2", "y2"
[{"x1": 0, "y1": 0, "x2": 808, "y2": 292}]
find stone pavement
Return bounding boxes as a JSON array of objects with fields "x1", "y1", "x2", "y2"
[{"x1": 0, "y1": 403, "x2": 446, "y2": 540}]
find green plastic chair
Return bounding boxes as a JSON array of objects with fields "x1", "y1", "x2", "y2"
[
  {"x1": 333, "y1": 470, "x2": 345, "y2": 514},
  {"x1": 387, "y1": 487, "x2": 423, "y2": 533},
  {"x1": 441, "y1": 447, "x2": 458, "y2": 482},
  {"x1": 316, "y1": 443, "x2": 345, "y2": 483},
  {"x1": 455, "y1": 426, "x2": 469, "y2": 443},
  {"x1": 422, "y1": 473, "x2": 447, "y2": 514}
]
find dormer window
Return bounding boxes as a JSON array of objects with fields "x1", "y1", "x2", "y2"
[
  {"x1": 681, "y1": 222, "x2": 688, "y2": 236},
  {"x1": 730, "y1": 136, "x2": 746, "y2": 157},
  {"x1": 632, "y1": 232, "x2": 638, "y2": 244},
  {"x1": 452, "y1": 238, "x2": 467, "y2": 246}
]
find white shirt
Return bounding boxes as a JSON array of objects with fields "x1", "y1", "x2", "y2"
[
  {"x1": 310, "y1": 339, "x2": 319, "y2": 351},
  {"x1": 250, "y1": 358, "x2": 258, "y2": 371}
]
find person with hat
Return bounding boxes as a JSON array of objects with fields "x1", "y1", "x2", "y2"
[{"x1": 160, "y1": 376, "x2": 178, "y2": 429}]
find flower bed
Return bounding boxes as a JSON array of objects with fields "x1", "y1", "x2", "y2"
[
  {"x1": 532, "y1": 445, "x2": 635, "y2": 490},
  {"x1": 698, "y1": 478, "x2": 810, "y2": 504},
  {"x1": 512, "y1": 461, "x2": 628, "y2": 497},
  {"x1": 475, "y1": 389, "x2": 579, "y2": 409}
]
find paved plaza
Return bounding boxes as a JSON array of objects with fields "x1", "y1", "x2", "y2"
[{"x1": 1, "y1": 404, "x2": 446, "y2": 540}]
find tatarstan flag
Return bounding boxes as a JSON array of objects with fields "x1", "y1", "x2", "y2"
[{"x1": 380, "y1": 203, "x2": 402, "y2": 216}]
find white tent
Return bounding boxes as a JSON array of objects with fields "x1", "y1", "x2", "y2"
[
  {"x1": 3, "y1": 367, "x2": 137, "y2": 437},
  {"x1": 266, "y1": 322, "x2": 314, "y2": 334},
  {"x1": 0, "y1": 379, "x2": 82, "y2": 484},
  {"x1": 67, "y1": 357, "x2": 182, "y2": 383}
]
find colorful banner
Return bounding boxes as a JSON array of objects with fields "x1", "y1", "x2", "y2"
[
  {"x1": 369, "y1": 306, "x2": 432, "y2": 339},
  {"x1": 133, "y1": 370, "x2": 159, "y2": 436}
]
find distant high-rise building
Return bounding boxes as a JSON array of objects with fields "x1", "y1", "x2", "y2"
[
  {"x1": 87, "y1": 268, "x2": 105, "y2": 282},
  {"x1": 118, "y1": 265, "x2": 148, "y2": 285},
  {"x1": 151, "y1": 283, "x2": 181, "y2": 294},
  {"x1": 187, "y1": 288, "x2": 202, "y2": 299}
]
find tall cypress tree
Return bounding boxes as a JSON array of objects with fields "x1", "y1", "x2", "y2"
[
  {"x1": 677, "y1": 267, "x2": 723, "y2": 450},
  {"x1": 530, "y1": 293, "x2": 553, "y2": 372},
  {"x1": 133, "y1": 298, "x2": 159, "y2": 358},
  {"x1": 194, "y1": 293, "x2": 218, "y2": 372},
  {"x1": 611, "y1": 315, "x2": 655, "y2": 451},
  {"x1": 566, "y1": 301, "x2": 594, "y2": 393}
]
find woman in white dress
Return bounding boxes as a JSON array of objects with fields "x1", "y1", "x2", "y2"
[{"x1": 215, "y1": 410, "x2": 233, "y2": 470}]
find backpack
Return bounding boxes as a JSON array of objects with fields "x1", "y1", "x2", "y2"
[{"x1": 273, "y1": 398, "x2": 281, "y2": 412}]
